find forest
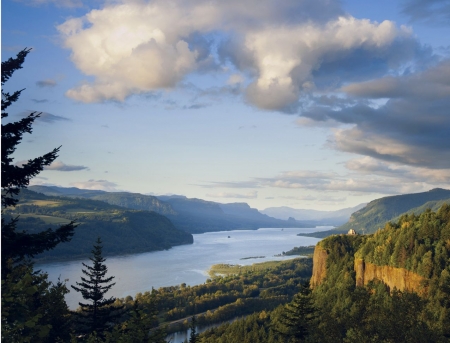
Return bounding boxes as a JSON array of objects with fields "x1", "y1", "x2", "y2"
[{"x1": 2, "y1": 50, "x2": 449, "y2": 342}]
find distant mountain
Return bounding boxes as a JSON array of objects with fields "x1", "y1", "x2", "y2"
[
  {"x1": 261, "y1": 203, "x2": 366, "y2": 226},
  {"x1": 6, "y1": 189, "x2": 193, "y2": 262},
  {"x1": 158, "y1": 196, "x2": 314, "y2": 233},
  {"x1": 29, "y1": 186, "x2": 316, "y2": 233},
  {"x1": 29, "y1": 186, "x2": 176, "y2": 215},
  {"x1": 302, "y1": 189, "x2": 450, "y2": 238},
  {"x1": 29, "y1": 185, "x2": 107, "y2": 197},
  {"x1": 337, "y1": 188, "x2": 450, "y2": 234}
]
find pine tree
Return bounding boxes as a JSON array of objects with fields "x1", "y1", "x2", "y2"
[
  {"x1": 189, "y1": 315, "x2": 199, "y2": 343},
  {"x1": 1, "y1": 49, "x2": 76, "y2": 342},
  {"x1": 277, "y1": 281, "x2": 316, "y2": 342},
  {"x1": 1, "y1": 48, "x2": 76, "y2": 276},
  {"x1": 71, "y1": 237, "x2": 123, "y2": 337}
]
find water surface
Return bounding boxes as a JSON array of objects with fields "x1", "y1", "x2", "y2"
[{"x1": 38, "y1": 227, "x2": 326, "y2": 309}]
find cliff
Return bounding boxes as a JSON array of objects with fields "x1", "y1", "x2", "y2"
[
  {"x1": 311, "y1": 240, "x2": 427, "y2": 294},
  {"x1": 354, "y1": 258, "x2": 426, "y2": 294},
  {"x1": 311, "y1": 244, "x2": 328, "y2": 288}
]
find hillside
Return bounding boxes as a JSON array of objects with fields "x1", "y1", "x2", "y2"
[
  {"x1": 4, "y1": 190, "x2": 193, "y2": 262},
  {"x1": 30, "y1": 186, "x2": 313, "y2": 233},
  {"x1": 337, "y1": 188, "x2": 450, "y2": 234},
  {"x1": 305, "y1": 188, "x2": 450, "y2": 238},
  {"x1": 29, "y1": 185, "x2": 175, "y2": 215},
  {"x1": 261, "y1": 203, "x2": 366, "y2": 225},
  {"x1": 308, "y1": 204, "x2": 450, "y2": 340}
]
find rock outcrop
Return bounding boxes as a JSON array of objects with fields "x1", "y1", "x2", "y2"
[
  {"x1": 311, "y1": 242, "x2": 426, "y2": 295},
  {"x1": 311, "y1": 244, "x2": 328, "y2": 288},
  {"x1": 354, "y1": 258, "x2": 426, "y2": 294}
]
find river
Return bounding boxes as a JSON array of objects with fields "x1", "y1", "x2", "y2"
[{"x1": 37, "y1": 227, "x2": 327, "y2": 309}]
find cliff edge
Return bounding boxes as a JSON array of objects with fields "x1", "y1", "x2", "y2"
[
  {"x1": 354, "y1": 258, "x2": 426, "y2": 294},
  {"x1": 311, "y1": 244, "x2": 328, "y2": 288}
]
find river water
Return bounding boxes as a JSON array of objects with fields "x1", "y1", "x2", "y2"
[{"x1": 37, "y1": 227, "x2": 326, "y2": 310}]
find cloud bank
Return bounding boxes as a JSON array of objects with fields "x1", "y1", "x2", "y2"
[{"x1": 58, "y1": 0, "x2": 420, "y2": 112}]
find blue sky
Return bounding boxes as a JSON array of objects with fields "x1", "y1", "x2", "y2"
[{"x1": 2, "y1": 0, "x2": 450, "y2": 210}]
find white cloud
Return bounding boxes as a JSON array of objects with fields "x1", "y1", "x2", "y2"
[
  {"x1": 70, "y1": 179, "x2": 119, "y2": 191},
  {"x1": 45, "y1": 161, "x2": 88, "y2": 171},
  {"x1": 206, "y1": 191, "x2": 258, "y2": 199},
  {"x1": 58, "y1": 0, "x2": 417, "y2": 108}
]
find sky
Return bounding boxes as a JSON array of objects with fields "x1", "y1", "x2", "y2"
[{"x1": 2, "y1": 0, "x2": 450, "y2": 211}]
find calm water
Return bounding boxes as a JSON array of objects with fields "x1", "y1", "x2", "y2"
[{"x1": 38, "y1": 227, "x2": 326, "y2": 309}]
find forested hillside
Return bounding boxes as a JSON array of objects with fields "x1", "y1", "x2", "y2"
[
  {"x1": 30, "y1": 185, "x2": 312, "y2": 233},
  {"x1": 306, "y1": 188, "x2": 450, "y2": 238},
  {"x1": 185, "y1": 205, "x2": 450, "y2": 342},
  {"x1": 3, "y1": 189, "x2": 193, "y2": 262},
  {"x1": 338, "y1": 188, "x2": 450, "y2": 234}
]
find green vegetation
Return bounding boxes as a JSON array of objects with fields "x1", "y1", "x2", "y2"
[
  {"x1": 277, "y1": 245, "x2": 316, "y2": 256},
  {"x1": 193, "y1": 205, "x2": 450, "y2": 342},
  {"x1": 124, "y1": 257, "x2": 313, "y2": 335},
  {"x1": 356, "y1": 204, "x2": 450, "y2": 277},
  {"x1": 1, "y1": 49, "x2": 76, "y2": 342},
  {"x1": 71, "y1": 238, "x2": 124, "y2": 337},
  {"x1": 3, "y1": 189, "x2": 193, "y2": 262},
  {"x1": 30, "y1": 185, "x2": 311, "y2": 234},
  {"x1": 338, "y1": 188, "x2": 450, "y2": 234}
]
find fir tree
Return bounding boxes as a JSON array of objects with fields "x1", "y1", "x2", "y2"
[
  {"x1": 1, "y1": 49, "x2": 76, "y2": 342},
  {"x1": 1, "y1": 48, "x2": 76, "y2": 276},
  {"x1": 71, "y1": 237, "x2": 123, "y2": 337},
  {"x1": 277, "y1": 281, "x2": 316, "y2": 342},
  {"x1": 189, "y1": 315, "x2": 199, "y2": 343}
]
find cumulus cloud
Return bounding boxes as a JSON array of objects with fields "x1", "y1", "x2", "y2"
[
  {"x1": 58, "y1": 0, "x2": 420, "y2": 110},
  {"x1": 70, "y1": 179, "x2": 119, "y2": 191},
  {"x1": 207, "y1": 191, "x2": 258, "y2": 199},
  {"x1": 299, "y1": 59, "x2": 450, "y2": 169},
  {"x1": 45, "y1": 161, "x2": 88, "y2": 171}
]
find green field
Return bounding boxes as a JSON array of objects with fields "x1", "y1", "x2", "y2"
[{"x1": 208, "y1": 259, "x2": 299, "y2": 278}]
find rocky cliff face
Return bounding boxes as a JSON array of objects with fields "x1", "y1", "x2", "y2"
[
  {"x1": 311, "y1": 244, "x2": 328, "y2": 288},
  {"x1": 311, "y1": 242, "x2": 426, "y2": 294},
  {"x1": 354, "y1": 258, "x2": 426, "y2": 294}
]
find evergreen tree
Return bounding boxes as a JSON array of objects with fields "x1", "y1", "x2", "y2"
[
  {"x1": 71, "y1": 237, "x2": 123, "y2": 337},
  {"x1": 277, "y1": 281, "x2": 316, "y2": 342},
  {"x1": 104, "y1": 300, "x2": 166, "y2": 343},
  {"x1": 189, "y1": 315, "x2": 199, "y2": 343},
  {"x1": 1, "y1": 48, "x2": 76, "y2": 276},
  {"x1": 1, "y1": 49, "x2": 76, "y2": 342}
]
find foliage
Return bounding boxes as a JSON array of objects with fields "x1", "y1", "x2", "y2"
[
  {"x1": 275, "y1": 281, "x2": 316, "y2": 342},
  {"x1": 71, "y1": 238, "x2": 123, "y2": 337},
  {"x1": 1, "y1": 263, "x2": 71, "y2": 342},
  {"x1": 356, "y1": 204, "x2": 450, "y2": 278},
  {"x1": 1, "y1": 49, "x2": 76, "y2": 275},
  {"x1": 337, "y1": 188, "x2": 450, "y2": 234},
  {"x1": 189, "y1": 315, "x2": 199, "y2": 343},
  {"x1": 3, "y1": 189, "x2": 193, "y2": 262},
  {"x1": 279, "y1": 245, "x2": 316, "y2": 256}
]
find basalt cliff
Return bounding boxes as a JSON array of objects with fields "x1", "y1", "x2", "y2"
[{"x1": 311, "y1": 204, "x2": 450, "y2": 296}]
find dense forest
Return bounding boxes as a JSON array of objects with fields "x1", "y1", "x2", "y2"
[{"x1": 2, "y1": 189, "x2": 193, "y2": 261}]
